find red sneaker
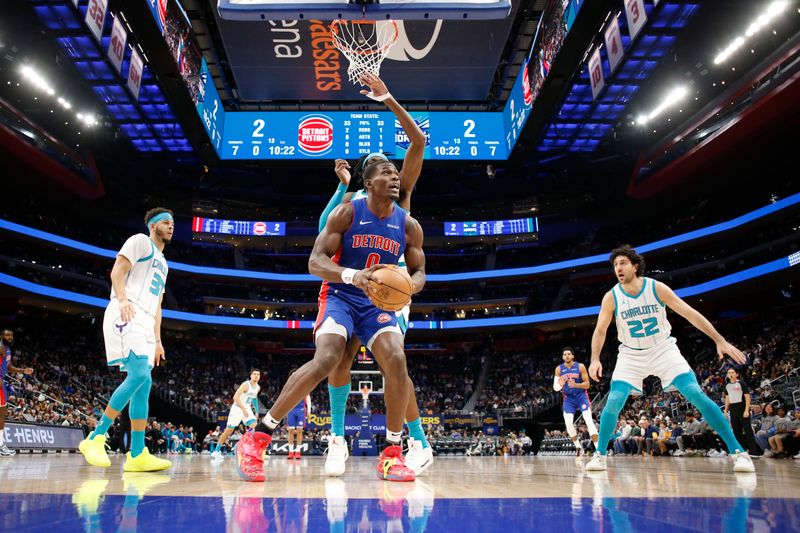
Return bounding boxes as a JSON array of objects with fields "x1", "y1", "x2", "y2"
[
  {"x1": 287, "y1": 452, "x2": 294, "y2": 460},
  {"x1": 236, "y1": 431, "x2": 271, "y2": 482},
  {"x1": 376, "y1": 445, "x2": 415, "y2": 482},
  {"x1": 295, "y1": 452, "x2": 302, "y2": 460}
]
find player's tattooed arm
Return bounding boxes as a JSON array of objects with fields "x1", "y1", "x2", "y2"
[
  {"x1": 404, "y1": 216, "x2": 426, "y2": 294},
  {"x1": 110, "y1": 254, "x2": 136, "y2": 323},
  {"x1": 589, "y1": 291, "x2": 615, "y2": 381}
]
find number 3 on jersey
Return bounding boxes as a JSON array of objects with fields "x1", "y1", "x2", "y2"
[
  {"x1": 149, "y1": 272, "x2": 165, "y2": 297},
  {"x1": 365, "y1": 253, "x2": 380, "y2": 268}
]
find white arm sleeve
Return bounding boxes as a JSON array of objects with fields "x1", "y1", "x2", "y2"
[{"x1": 553, "y1": 376, "x2": 563, "y2": 391}]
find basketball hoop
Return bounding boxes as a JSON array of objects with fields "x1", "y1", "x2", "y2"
[
  {"x1": 360, "y1": 385, "x2": 371, "y2": 403},
  {"x1": 331, "y1": 20, "x2": 399, "y2": 85}
]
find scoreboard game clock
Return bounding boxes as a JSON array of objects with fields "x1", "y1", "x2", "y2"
[
  {"x1": 192, "y1": 217, "x2": 286, "y2": 236},
  {"x1": 220, "y1": 111, "x2": 509, "y2": 161},
  {"x1": 444, "y1": 218, "x2": 538, "y2": 237}
]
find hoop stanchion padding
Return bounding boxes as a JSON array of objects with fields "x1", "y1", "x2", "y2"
[{"x1": 217, "y1": 0, "x2": 512, "y2": 21}]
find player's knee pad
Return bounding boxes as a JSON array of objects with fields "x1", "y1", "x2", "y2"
[
  {"x1": 563, "y1": 412, "x2": 577, "y2": 437},
  {"x1": 582, "y1": 411, "x2": 598, "y2": 436}
]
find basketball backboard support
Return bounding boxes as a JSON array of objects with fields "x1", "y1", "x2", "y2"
[
  {"x1": 217, "y1": 0, "x2": 512, "y2": 21},
  {"x1": 351, "y1": 370, "x2": 385, "y2": 395}
]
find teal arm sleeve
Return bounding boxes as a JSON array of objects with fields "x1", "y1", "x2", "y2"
[{"x1": 319, "y1": 183, "x2": 348, "y2": 232}]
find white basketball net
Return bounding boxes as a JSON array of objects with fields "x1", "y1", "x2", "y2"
[{"x1": 331, "y1": 21, "x2": 398, "y2": 85}]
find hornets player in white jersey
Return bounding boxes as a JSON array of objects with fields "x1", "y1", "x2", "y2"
[
  {"x1": 317, "y1": 72, "x2": 432, "y2": 477},
  {"x1": 212, "y1": 369, "x2": 261, "y2": 459},
  {"x1": 586, "y1": 245, "x2": 754, "y2": 473},
  {"x1": 79, "y1": 208, "x2": 173, "y2": 473}
]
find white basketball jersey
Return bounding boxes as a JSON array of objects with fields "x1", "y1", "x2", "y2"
[
  {"x1": 612, "y1": 277, "x2": 671, "y2": 349},
  {"x1": 353, "y1": 188, "x2": 407, "y2": 267},
  {"x1": 241, "y1": 381, "x2": 260, "y2": 404},
  {"x1": 113, "y1": 234, "x2": 168, "y2": 317}
]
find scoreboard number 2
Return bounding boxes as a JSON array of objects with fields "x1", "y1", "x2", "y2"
[
  {"x1": 463, "y1": 119, "x2": 476, "y2": 138},
  {"x1": 252, "y1": 119, "x2": 265, "y2": 138}
]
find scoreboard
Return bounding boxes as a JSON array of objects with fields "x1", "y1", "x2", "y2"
[
  {"x1": 444, "y1": 217, "x2": 538, "y2": 236},
  {"x1": 220, "y1": 111, "x2": 508, "y2": 161},
  {"x1": 192, "y1": 217, "x2": 286, "y2": 236}
]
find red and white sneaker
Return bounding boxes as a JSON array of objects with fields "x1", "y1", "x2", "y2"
[
  {"x1": 376, "y1": 445, "x2": 415, "y2": 482},
  {"x1": 236, "y1": 431, "x2": 271, "y2": 482}
]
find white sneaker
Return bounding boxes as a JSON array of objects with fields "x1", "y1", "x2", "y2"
[
  {"x1": 794, "y1": 452, "x2": 800, "y2": 460},
  {"x1": 586, "y1": 452, "x2": 607, "y2": 471},
  {"x1": 763, "y1": 450, "x2": 774, "y2": 458},
  {"x1": 405, "y1": 439, "x2": 434, "y2": 476},
  {"x1": 211, "y1": 450, "x2": 223, "y2": 460},
  {"x1": 707, "y1": 450, "x2": 719, "y2": 457},
  {"x1": 673, "y1": 450, "x2": 684, "y2": 457},
  {"x1": 325, "y1": 435, "x2": 349, "y2": 476},
  {"x1": 732, "y1": 452, "x2": 755, "y2": 473},
  {"x1": 324, "y1": 478, "x2": 348, "y2": 523}
]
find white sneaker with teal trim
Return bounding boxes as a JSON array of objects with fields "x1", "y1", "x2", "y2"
[
  {"x1": 405, "y1": 438, "x2": 434, "y2": 476},
  {"x1": 325, "y1": 435, "x2": 349, "y2": 476},
  {"x1": 732, "y1": 452, "x2": 755, "y2": 473},
  {"x1": 586, "y1": 452, "x2": 607, "y2": 471}
]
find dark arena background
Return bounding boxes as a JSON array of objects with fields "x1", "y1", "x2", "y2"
[{"x1": 0, "y1": 0, "x2": 799, "y2": 531}]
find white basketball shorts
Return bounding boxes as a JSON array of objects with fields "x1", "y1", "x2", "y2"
[
  {"x1": 611, "y1": 337, "x2": 692, "y2": 394},
  {"x1": 103, "y1": 299, "x2": 156, "y2": 370},
  {"x1": 226, "y1": 404, "x2": 256, "y2": 428}
]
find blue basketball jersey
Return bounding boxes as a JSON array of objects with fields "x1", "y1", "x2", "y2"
[
  {"x1": 560, "y1": 363, "x2": 585, "y2": 397},
  {"x1": 0, "y1": 345, "x2": 10, "y2": 378},
  {"x1": 323, "y1": 198, "x2": 407, "y2": 299}
]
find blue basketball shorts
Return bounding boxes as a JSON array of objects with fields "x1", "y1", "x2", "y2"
[
  {"x1": 314, "y1": 287, "x2": 402, "y2": 350},
  {"x1": 563, "y1": 394, "x2": 591, "y2": 414},
  {"x1": 287, "y1": 410, "x2": 306, "y2": 429}
]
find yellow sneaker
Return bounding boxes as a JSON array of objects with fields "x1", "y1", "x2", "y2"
[
  {"x1": 79, "y1": 435, "x2": 111, "y2": 468},
  {"x1": 122, "y1": 472, "x2": 172, "y2": 498},
  {"x1": 71, "y1": 479, "x2": 110, "y2": 516},
  {"x1": 123, "y1": 448, "x2": 172, "y2": 472}
]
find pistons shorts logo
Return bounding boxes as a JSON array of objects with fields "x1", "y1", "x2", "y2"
[
  {"x1": 581, "y1": 404, "x2": 588, "y2": 410},
  {"x1": 377, "y1": 313, "x2": 391, "y2": 324}
]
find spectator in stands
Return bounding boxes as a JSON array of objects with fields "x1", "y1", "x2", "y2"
[
  {"x1": 767, "y1": 407, "x2": 796, "y2": 458},
  {"x1": 675, "y1": 412, "x2": 703, "y2": 456},
  {"x1": 656, "y1": 422, "x2": 673, "y2": 456},
  {"x1": 614, "y1": 419, "x2": 632, "y2": 455},
  {"x1": 146, "y1": 422, "x2": 167, "y2": 454},
  {"x1": 756, "y1": 404, "x2": 778, "y2": 456}
]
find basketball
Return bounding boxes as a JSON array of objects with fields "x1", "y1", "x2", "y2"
[{"x1": 367, "y1": 265, "x2": 412, "y2": 312}]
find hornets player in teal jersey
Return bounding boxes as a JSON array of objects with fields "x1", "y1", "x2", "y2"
[
  {"x1": 79, "y1": 208, "x2": 173, "y2": 473},
  {"x1": 586, "y1": 245, "x2": 754, "y2": 473},
  {"x1": 318, "y1": 72, "x2": 432, "y2": 478}
]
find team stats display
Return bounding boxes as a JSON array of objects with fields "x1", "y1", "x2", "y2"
[
  {"x1": 192, "y1": 217, "x2": 286, "y2": 236},
  {"x1": 220, "y1": 111, "x2": 508, "y2": 161},
  {"x1": 444, "y1": 217, "x2": 538, "y2": 236}
]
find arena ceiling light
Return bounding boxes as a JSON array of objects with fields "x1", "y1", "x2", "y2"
[
  {"x1": 714, "y1": 0, "x2": 788, "y2": 65},
  {"x1": 76, "y1": 112, "x2": 98, "y2": 127},
  {"x1": 635, "y1": 86, "x2": 688, "y2": 125},
  {"x1": 19, "y1": 65, "x2": 55, "y2": 96}
]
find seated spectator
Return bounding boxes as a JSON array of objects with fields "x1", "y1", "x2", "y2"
[{"x1": 757, "y1": 404, "x2": 778, "y2": 456}]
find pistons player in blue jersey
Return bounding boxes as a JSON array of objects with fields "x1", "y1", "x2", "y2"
[
  {"x1": 553, "y1": 347, "x2": 597, "y2": 455},
  {"x1": 0, "y1": 329, "x2": 33, "y2": 457},
  {"x1": 235, "y1": 158, "x2": 426, "y2": 483}
]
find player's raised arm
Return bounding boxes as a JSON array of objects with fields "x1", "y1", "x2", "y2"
[
  {"x1": 318, "y1": 159, "x2": 352, "y2": 233},
  {"x1": 360, "y1": 72, "x2": 425, "y2": 212},
  {"x1": 654, "y1": 281, "x2": 746, "y2": 364},
  {"x1": 403, "y1": 216, "x2": 426, "y2": 294},
  {"x1": 589, "y1": 291, "x2": 616, "y2": 381}
]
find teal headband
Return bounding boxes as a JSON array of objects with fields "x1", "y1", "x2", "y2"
[
  {"x1": 147, "y1": 212, "x2": 174, "y2": 227},
  {"x1": 362, "y1": 152, "x2": 388, "y2": 170}
]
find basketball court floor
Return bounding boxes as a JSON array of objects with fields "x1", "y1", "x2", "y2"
[{"x1": 1, "y1": 454, "x2": 798, "y2": 531}]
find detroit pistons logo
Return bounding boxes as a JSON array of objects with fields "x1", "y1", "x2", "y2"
[
  {"x1": 377, "y1": 313, "x2": 391, "y2": 324},
  {"x1": 253, "y1": 222, "x2": 267, "y2": 235},
  {"x1": 298, "y1": 115, "x2": 333, "y2": 156},
  {"x1": 522, "y1": 61, "x2": 533, "y2": 107}
]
